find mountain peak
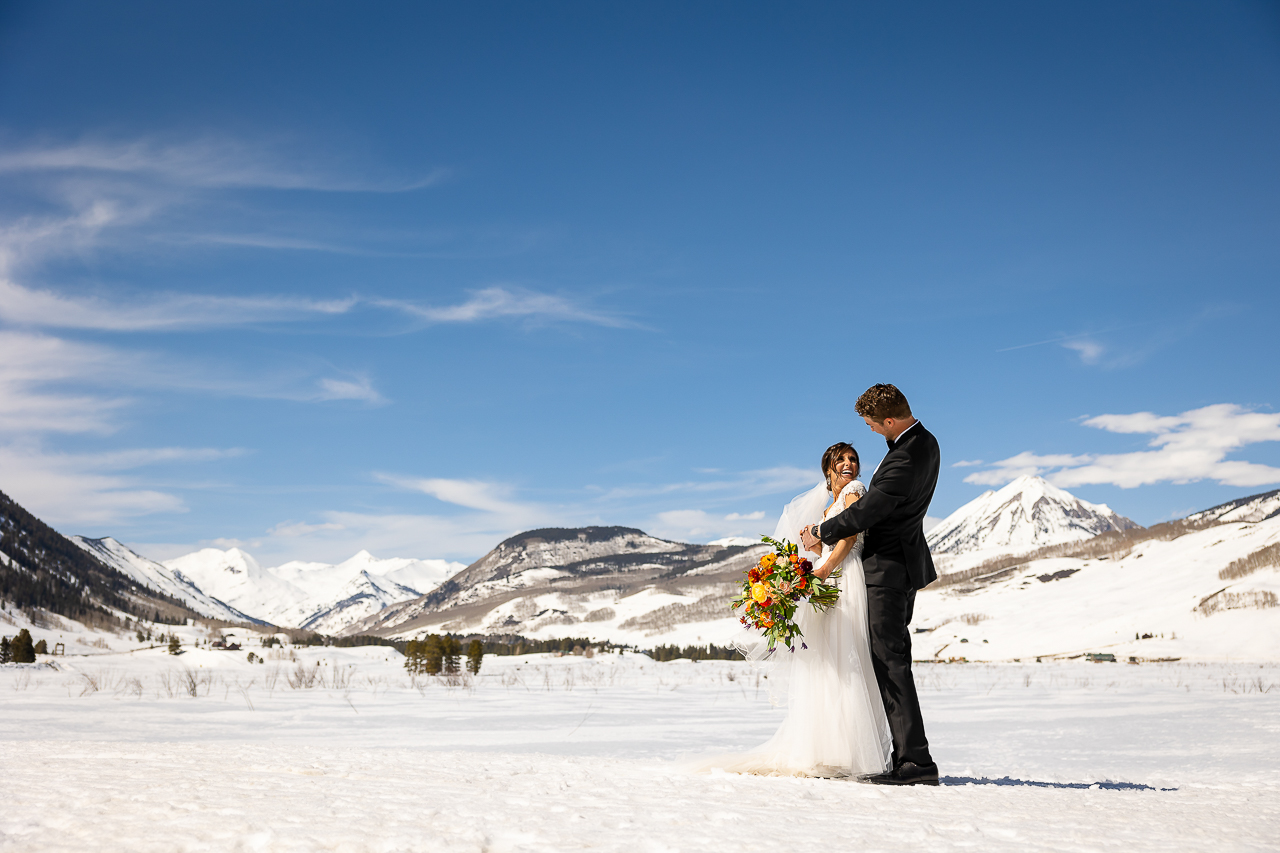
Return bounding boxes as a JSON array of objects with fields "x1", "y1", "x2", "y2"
[{"x1": 927, "y1": 477, "x2": 1140, "y2": 556}]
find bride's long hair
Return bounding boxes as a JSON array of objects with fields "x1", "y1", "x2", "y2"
[{"x1": 821, "y1": 442, "x2": 860, "y2": 493}]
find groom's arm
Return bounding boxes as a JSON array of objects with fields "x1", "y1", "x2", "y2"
[{"x1": 818, "y1": 451, "x2": 912, "y2": 545}]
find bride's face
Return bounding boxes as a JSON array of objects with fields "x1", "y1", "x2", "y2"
[{"x1": 828, "y1": 451, "x2": 858, "y2": 493}]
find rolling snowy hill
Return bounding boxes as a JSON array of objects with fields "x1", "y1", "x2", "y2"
[
  {"x1": 926, "y1": 475, "x2": 1139, "y2": 556},
  {"x1": 1187, "y1": 487, "x2": 1280, "y2": 524},
  {"x1": 913, "y1": 510, "x2": 1280, "y2": 662}
]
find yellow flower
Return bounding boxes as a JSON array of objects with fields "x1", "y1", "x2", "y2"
[
  {"x1": 760, "y1": 553, "x2": 777, "y2": 568},
  {"x1": 751, "y1": 583, "x2": 770, "y2": 604}
]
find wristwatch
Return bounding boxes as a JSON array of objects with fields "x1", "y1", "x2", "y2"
[{"x1": 809, "y1": 524, "x2": 821, "y2": 540}]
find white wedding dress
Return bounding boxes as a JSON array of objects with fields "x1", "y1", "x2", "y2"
[{"x1": 701, "y1": 480, "x2": 892, "y2": 777}]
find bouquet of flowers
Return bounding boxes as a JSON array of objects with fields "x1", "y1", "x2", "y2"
[{"x1": 731, "y1": 535, "x2": 841, "y2": 652}]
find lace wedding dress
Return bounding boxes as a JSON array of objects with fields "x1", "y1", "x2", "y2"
[{"x1": 701, "y1": 480, "x2": 892, "y2": 777}]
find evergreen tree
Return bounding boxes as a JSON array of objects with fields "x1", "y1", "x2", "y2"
[
  {"x1": 466, "y1": 639, "x2": 484, "y2": 675},
  {"x1": 422, "y1": 634, "x2": 444, "y2": 675},
  {"x1": 10, "y1": 629, "x2": 35, "y2": 663},
  {"x1": 33, "y1": 639, "x2": 47, "y2": 655},
  {"x1": 167, "y1": 634, "x2": 182, "y2": 655},
  {"x1": 403, "y1": 639, "x2": 422, "y2": 674},
  {"x1": 442, "y1": 635, "x2": 461, "y2": 674},
  {"x1": 0, "y1": 635, "x2": 10, "y2": 664}
]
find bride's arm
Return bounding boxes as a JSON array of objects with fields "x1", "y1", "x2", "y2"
[{"x1": 814, "y1": 491, "x2": 860, "y2": 580}]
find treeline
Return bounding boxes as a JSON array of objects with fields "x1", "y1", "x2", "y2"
[
  {"x1": 645, "y1": 643, "x2": 743, "y2": 661},
  {"x1": 0, "y1": 489, "x2": 197, "y2": 629},
  {"x1": 479, "y1": 635, "x2": 604, "y2": 656},
  {"x1": 328, "y1": 634, "x2": 399, "y2": 649}
]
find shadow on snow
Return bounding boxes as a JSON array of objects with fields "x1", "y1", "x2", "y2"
[{"x1": 940, "y1": 776, "x2": 1175, "y2": 791}]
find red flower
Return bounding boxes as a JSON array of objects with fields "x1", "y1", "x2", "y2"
[{"x1": 748, "y1": 568, "x2": 761, "y2": 583}]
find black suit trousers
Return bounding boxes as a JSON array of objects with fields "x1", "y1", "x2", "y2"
[{"x1": 866, "y1": 584, "x2": 932, "y2": 768}]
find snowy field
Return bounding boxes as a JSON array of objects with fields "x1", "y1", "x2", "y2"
[{"x1": 2, "y1": 645, "x2": 1279, "y2": 852}]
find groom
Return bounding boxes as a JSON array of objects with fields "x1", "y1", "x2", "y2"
[{"x1": 800, "y1": 383, "x2": 940, "y2": 786}]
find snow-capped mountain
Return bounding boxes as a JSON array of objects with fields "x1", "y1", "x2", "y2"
[
  {"x1": 270, "y1": 551, "x2": 460, "y2": 605},
  {"x1": 348, "y1": 527, "x2": 765, "y2": 645},
  {"x1": 160, "y1": 547, "x2": 464, "y2": 632},
  {"x1": 164, "y1": 548, "x2": 309, "y2": 623},
  {"x1": 70, "y1": 537, "x2": 261, "y2": 624},
  {"x1": 926, "y1": 475, "x2": 1140, "y2": 556},
  {"x1": 274, "y1": 570, "x2": 424, "y2": 635}
]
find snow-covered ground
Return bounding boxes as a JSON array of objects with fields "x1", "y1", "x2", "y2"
[{"x1": 2, "y1": 631, "x2": 1277, "y2": 852}]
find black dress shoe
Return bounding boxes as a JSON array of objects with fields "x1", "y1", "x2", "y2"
[{"x1": 861, "y1": 762, "x2": 940, "y2": 786}]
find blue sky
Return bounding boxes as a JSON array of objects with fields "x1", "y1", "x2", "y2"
[{"x1": 1, "y1": 1, "x2": 1278, "y2": 565}]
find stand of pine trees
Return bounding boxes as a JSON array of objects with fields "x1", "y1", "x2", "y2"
[
  {"x1": 5, "y1": 629, "x2": 36, "y2": 663},
  {"x1": 403, "y1": 634, "x2": 470, "y2": 675},
  {"x1": 645, "y1": 643, "x2": 743, "y2": 662}
]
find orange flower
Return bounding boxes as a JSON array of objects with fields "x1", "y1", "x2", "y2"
[
  {"x1": 797, "y1": 577, "x2": 807, "y2": 590},
  {"x1": 789, "y1": 553, "x2": 800, "y2": 566},
  {"x1": 747, "y1": 568, "x2": 761, "y2": 583},
  {"x1": 760, "y1": 553, "x2": 777, "y2": 569}
]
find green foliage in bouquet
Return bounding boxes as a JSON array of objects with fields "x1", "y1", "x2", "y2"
[{"x1": 730, "y1": 536, "x2": 840, "y2": 652}]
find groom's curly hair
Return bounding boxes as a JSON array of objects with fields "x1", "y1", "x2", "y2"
[{"x1": 855, "y1": 384, "x2": 912, "y2": 422}]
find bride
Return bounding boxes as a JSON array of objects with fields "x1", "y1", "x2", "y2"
[{"x1": 709, "y1": 442, "x2": 891, "y2": 777}]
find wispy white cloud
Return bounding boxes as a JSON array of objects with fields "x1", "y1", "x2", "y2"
[
  {"x1": 0, "y1": 278, "x2": 357, "y2": 331},
  {"x1": 594, "y1": 466, "x2": 816, "y2": 502},
  {"x1": 374, "y1": 474, "x2": 548, "y2": 521},
  {"x1": 951, "y1": 459, "x2": 984, "y2": 468},
  {"x1": 649, "y1": 508, "x2": 774, "y2": 541},
  {"x1": 964, "y1": 451, "x2": 1095, "y2": 485},
  {"x1": 0, "y1": 138, "x2": 446, "y2": 193},
  {"x1": 266, "y1": 520, "x2": 345, "y2": 538},
  {"x1": 316, "y1": 376, "x2": 384, "y2": 404},
  {"x1": 0, "y1": 331, "x2": 135, "y2": 433},
  {"x1": 965, "y1": 404, "x2": 1280, "y2": 489},
  {"x1": 0, "y1": 330, "x2": 386, "y2": 443},
  {"x1": 0, "y1": 278, "x2": 629, "y2": 334},
  {"x1": 1063, "y1": 338, "x2": 1105, "y2": 365},
  {"x1": 725, "y1": 511, "x2": 765, "y2": 521},
  {"x1": 0, "y1": 441, "x2": 240, "y2": 526},
  {"x1": 374, "y1": 287, "x2": 637, "y2": 329}
]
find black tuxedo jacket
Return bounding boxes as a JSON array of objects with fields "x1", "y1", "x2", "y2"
[{"x1": 818, "y1": 421, "x2": 940, "y2": 591}]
